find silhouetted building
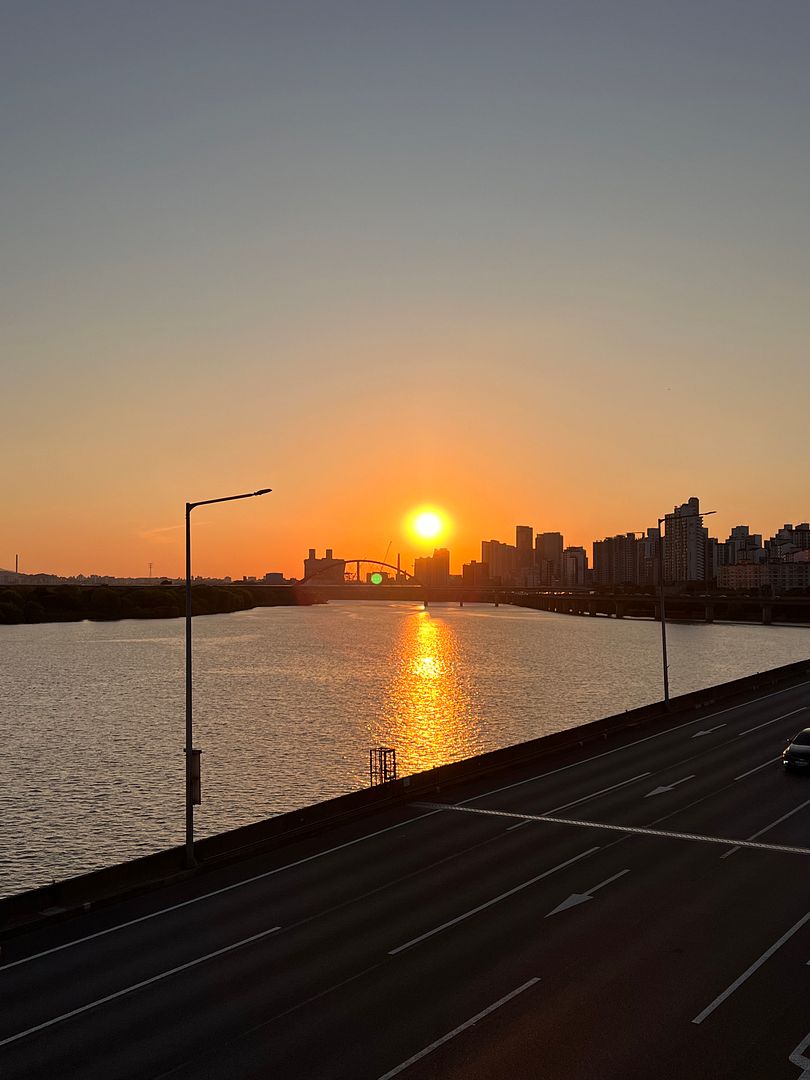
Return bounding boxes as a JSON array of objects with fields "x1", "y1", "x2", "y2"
[
  {"x1": 536, "y1": 532, "x2": 564, "y2": 586},
  {"x1": 515, "y1": 525, "x2": 534, "y2": 568},
  {"x1": 462, "y1": 560, "x2": 490, "y2": 585},
  {"x1": 481, "y1": 539, "x2": 516, "y2": 585},
  {"x1": 562, "y1": 545, "x2": 588, "y2": 586},
  {"x1": 719, "y1": 525, "x2": 764, "y2": 566},
  {"x1": 663, "y1": 498, "x2": 708, "y2": 585},
  {"x1": 413, "y1": 548, "x2": 451, "y2": 587},
  {"x1": 592, "y1": 533, "x2": 639, "y2": 587},
  {"x1": 765, "y1": 523, "x2": 810, "y2": 560},
  {"x1": 303, "y1": 548, "x2": 345, "y2": 584}
]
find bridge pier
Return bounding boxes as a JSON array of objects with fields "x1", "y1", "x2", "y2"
[
  {"x1": 762, "y1": 604, "x2": 772, "y2": 625},
  {"x1": 705, "y1": 603, "x2": 714, "y2": 623},
  {"x1": 459, "y1": 600, "x2": 464, "y2": 607}
]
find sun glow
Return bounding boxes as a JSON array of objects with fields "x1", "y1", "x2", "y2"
[{"x1": 411, "y1": 509, "x2": 444, "y2": 541}]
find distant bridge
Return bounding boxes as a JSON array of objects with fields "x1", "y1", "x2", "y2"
[{"x1": 298, "y1": 559, "x2": 418, "y2": 585}]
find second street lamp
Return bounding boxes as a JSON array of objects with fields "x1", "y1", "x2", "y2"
[{"x1": 185, "y1": 487, "x2": 272, "y2": 867}]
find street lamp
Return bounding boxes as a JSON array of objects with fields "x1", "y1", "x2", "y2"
[
  {"x1": 185, "y1": 487, "x2": 272, "y2": 867},
  {"x1": 657, "y1": 508, "x2": 715, "y2": 706}
]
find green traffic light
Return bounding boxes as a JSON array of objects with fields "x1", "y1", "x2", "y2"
[{"x1": 370, "y1": 572, "x2": 383, "y2": 585}]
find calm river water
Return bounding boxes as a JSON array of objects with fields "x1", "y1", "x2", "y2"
[{"x1": 2, "y1": 601, "x2": 809, "y2": 897}]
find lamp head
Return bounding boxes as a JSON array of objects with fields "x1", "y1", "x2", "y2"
[{"x1": 254, "y1": 488, "x2": 273, "y2": 496}]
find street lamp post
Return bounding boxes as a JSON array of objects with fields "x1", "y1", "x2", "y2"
[
  {"x1": 657, "y1": 508, "x2": 715, "y2": 707},
  {"x1": 185, "y1": 487, "x2": 272, "y2": 867}
]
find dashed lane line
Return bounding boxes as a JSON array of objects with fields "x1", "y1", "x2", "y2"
[
  {"x1": 692, "y1": 910, "x2": 810, "y2": 1024},
  {"x1": 3, "y1": 684, "x2": 808, "y2": 973},
  {"x1": 377, "y1": 978, "x2": 541, "y2": 1079},
  {"x1": 720, "y1": 798, "x2": 810, "y2": 859},
  {"x1": 0, "y1": 925, "x2": 282, "y2": 1048},
  {"x1": 388, "y1": 847, "x2": 600, "y2": 955}
]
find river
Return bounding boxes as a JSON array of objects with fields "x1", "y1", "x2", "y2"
[{"x1": 2, "y1": 601, "x2": 808, "y2": 897}]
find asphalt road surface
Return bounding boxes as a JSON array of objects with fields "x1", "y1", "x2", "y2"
[{"x1": 4, "y1": 675, "x2": 810, "y2": 1079}]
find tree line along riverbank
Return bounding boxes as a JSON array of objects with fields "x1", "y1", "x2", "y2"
[{"x1": 0, "y1": 584, "x2": 320, "y2": 625}]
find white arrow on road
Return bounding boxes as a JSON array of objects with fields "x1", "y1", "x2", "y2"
[
  {"x1": 644, "y1": 774, "x2": 696, "y2": 798},
  {"x1": 545, "y1": 869, "x2": 630, "y2": 917},
  {"x1": 691, "y1": 724, "x2": 726, "y2": 738},
  {"x1": 789, "y1": 1028, "x2": 810, "y2": 1078}
]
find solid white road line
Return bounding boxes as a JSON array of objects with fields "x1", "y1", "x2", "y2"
[
  {"x1": 376, "y1": 978, "x2": 540, "y2": 1079},
  {"x1": 5, "y1": 682, "x2": 808, "y2": 974},
  {"x1": 720, "y1": 798, "x2": 810, "y2": 859},
  {"x1": 733, "y1": 757, "x2": 781, "y2": 781},
  {"x1": 692, "y1": 910, "x2": 810, "y2": 1025},
  {"x1": 0, "y1": 925, "x2": 282, "y2": 1048},
  {"x1": 506, "y1": 772, "x2": 652, "y2": 830},
  {"x1": 388, "y1": 847, "x2": 600, "y2": 955},
  {"x1": 416, "y1": 802, "x2": 810, "y2": 857}
]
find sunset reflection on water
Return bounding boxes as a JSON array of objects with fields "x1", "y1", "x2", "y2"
[{"x1": 375, "y1": 609, "x2": 483, "y2": 774}]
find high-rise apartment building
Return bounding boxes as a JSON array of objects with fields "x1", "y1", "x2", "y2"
[
  {"x1": 562, "y1": 545, "x2": 588, "y2": 586},
  {"x1": 413, "y1": 548, "x2": 451, "y2": 587},
  {"x1": 663, "y1": 498, "x2": 708, "y2": 584},
  {"x1": 481, "y1": 540, "x2": 516, "y2": 585},
  {"x1": 592, "y1": 533, "x2": 639, "y2": 587}
]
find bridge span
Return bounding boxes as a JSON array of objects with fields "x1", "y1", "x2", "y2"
[
  {"x1": 3, "y1": 660, "x2": 810, "y2": 1078},
  {"x1": 291, "y1": 582, "x2": 810, "y2": 623}
]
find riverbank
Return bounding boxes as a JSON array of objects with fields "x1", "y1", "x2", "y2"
[{"x1": 0, "y1": 583, "x2": 318, "y2": 624}]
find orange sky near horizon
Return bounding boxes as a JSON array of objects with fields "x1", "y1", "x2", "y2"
[{"x1": 3, "y1": 5, "x2": 809, "y2": 580}]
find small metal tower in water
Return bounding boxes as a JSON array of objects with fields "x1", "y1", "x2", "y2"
[{"x1": 369, "y1": 746, "x2": 397, "y2": 786}]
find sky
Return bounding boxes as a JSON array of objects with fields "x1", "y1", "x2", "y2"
[{"x1": 3, "y1": 1, "x2": 809, "y2": 578}]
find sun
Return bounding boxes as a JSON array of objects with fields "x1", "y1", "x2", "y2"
[
  {"x1": 414, "y1": 511, "x2": 442, "y2": 539},
  {"x1": 408, "y1": 507, "x2": 448, "y2": 543}
]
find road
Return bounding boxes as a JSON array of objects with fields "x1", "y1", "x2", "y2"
[{"x1": 3, "y1": 675, "x2": 810, "y2": 1079}]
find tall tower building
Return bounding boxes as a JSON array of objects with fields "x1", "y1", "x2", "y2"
[
  {"x1": 536, "y1": 532, "x2": 564, "y2": 586},
  {"x1": 515, "y1": 525, "x2": 534, "y2": 568}
]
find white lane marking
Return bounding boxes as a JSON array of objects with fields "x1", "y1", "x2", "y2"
[
  {"x1": 5, "y1": 682, "x2": 808, "y2": 973},
  {"x1": 644, "y1": 775, "x2": 696, "y2": 798},
  {"x1": 507, "y1": 772, "x2": 652, "y2": 830},
  {"x1": 416, "y1": 802, "x2": 810, "y2": 857},
  {"x1": 738, "y1": 707, "x2": 807, "y2": 738},
  {"x1": 0, "y1": 925, "x2": 282, "y2": 1048},
  {"x1": 0, "y1": 812, "x2": 445, "y2": 973},
  {"x1": 720, "y1": 798, "x2": 810, "y2": 859},
  {"x1": 692, "y1": 910, "x2": 810, "y2": 1024},
  {"x1": 463, "y1": 684, "x2": 810, "y2": 809},
  {"x1": 734, "y1": 757, "x2": 781, "y2": 781},
  {"x1": 546, "y1": 869, "x2": 630, "y2": 917},
  {"x1": 388, "y1": 847, "x2": 600, "y2": 955},
  {"x1": 789, "y1": 1030, "x2": 810, "y2": 1078},
  {"x1": 691, "y1": 725, "x2": 727, "y2": 738},
  {"x1": 377, "y1": 977, "x2": 540, "y2": 1079}
]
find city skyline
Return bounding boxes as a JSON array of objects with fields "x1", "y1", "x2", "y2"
[
  {"x1": 5, "y1": 495, "x2": 808, "y2": 584},
  {"x1": 3, "y1": 4, "x2": 810, "y2": 580}
]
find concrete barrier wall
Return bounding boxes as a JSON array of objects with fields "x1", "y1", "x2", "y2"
[{"x1": 3, "y1": 656, "x2": 809, "y2": 936}]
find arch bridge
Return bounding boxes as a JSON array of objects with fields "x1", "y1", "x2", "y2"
[{"x1": 298, "y1": 559, "x2": 418, "y2": 586}]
